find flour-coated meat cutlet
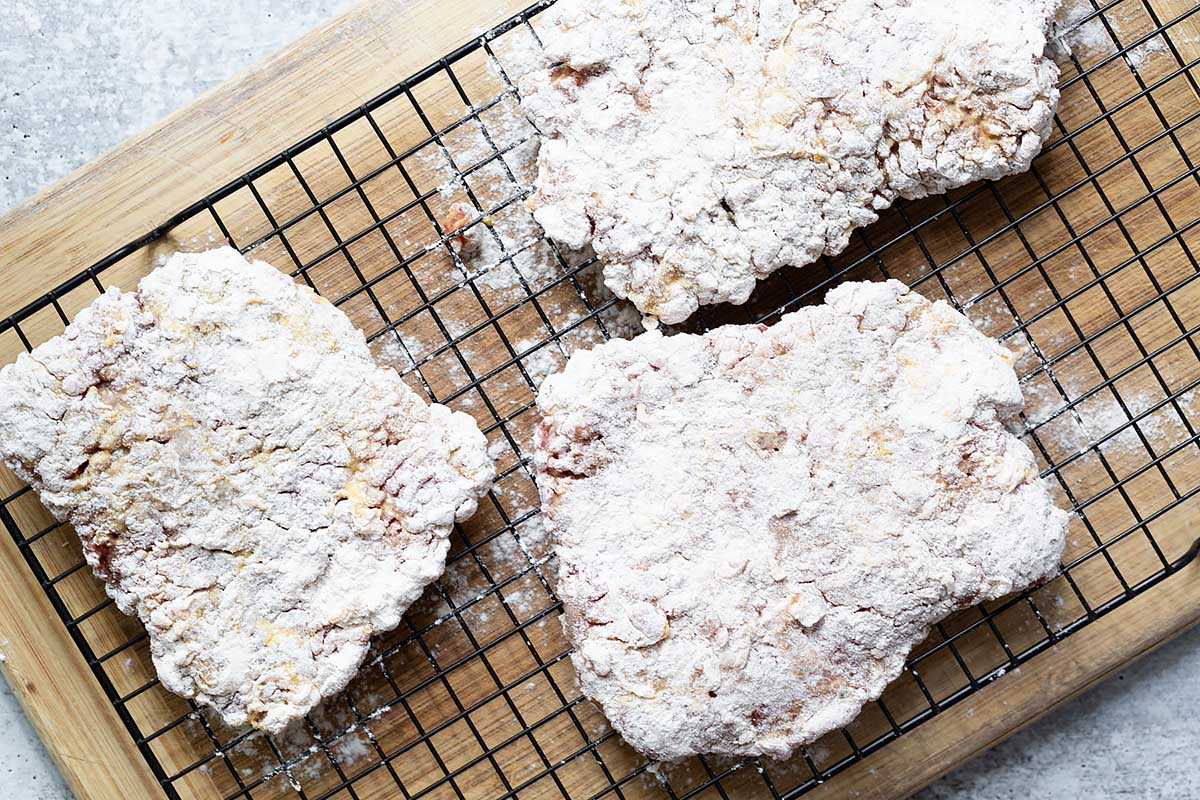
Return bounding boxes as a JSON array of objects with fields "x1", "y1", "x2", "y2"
[
  {"x1": 521, "y1": 0, "x2": 1062, "y2": 324},
  {"x1": 0, "y1": 248, "x2": 494, "y2": 734},
  {"x1": 533, "y1": 280, "x2": 1068, "y2": 760}
]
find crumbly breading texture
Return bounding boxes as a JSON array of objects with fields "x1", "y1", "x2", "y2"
[
  {"x1": 0, "y1": 249, "x2": 494, "y2": 734},
  {"x1": 521, "y1": 0, "x2": 1061, "y2": 324},
  {"x1": 533, "y1": 280, "x2": 1068, "y2": 761}
]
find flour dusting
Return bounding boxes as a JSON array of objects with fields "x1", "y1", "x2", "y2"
[
  {"x1": 1124, "y1": 36, "x2": 1167, "y2": 70},
  {"x1": 1054, "y1": 0, "x2": 1116, "y2": 55}
]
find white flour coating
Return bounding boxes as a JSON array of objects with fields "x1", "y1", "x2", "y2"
[
  {"x1": 521, "y1": 0, "x2": 1062, "y2": 324},
  {"x1": 0, "y1": 248, "x2": 494, "y2": 734},
  {"x1": 533, "y1": 280, "x2": 1068, "y2": 760}
]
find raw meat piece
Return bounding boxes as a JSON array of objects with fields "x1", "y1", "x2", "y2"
[
  {"x1": 521, "y1": 0, "x2": 1062, "y2": 324},
  {"x1": 0, "y1": 248, "x2": 494, "y2": 733},
  {"x1": 533, "y1": 280, "x2": 1068, "y2": 760}
]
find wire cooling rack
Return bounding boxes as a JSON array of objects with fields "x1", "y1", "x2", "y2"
[{"x1": 2, "y1": 1, "x2": 1200, "y2": 798}]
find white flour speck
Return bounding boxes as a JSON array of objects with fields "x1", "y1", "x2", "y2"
[
  {"x1": 1124, "y1": 36, "x2": 1166, "y2": 70},
  {"x1": 1055, "y1": 0, "x2": 1116, "y2": 56}
]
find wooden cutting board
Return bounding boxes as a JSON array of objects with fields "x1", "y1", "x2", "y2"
[{"x1": 1, "y1": 1, "x2": 1199, "y2": 799}]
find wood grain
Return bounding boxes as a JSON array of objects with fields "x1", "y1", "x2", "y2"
[
  {"x1": 806, "y1": 557, "x2": 1200, "y2": 800},
  {"x1": 0, "y1": 1, "x2": 1198, "y2": 799},
  {"x1": 0, "y1": 519, "x2": 164, "y2": 800}
]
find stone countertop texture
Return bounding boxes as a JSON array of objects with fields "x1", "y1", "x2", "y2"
[{"x1": 1, "y1": 2, "x2": 1196, "y2": 799}]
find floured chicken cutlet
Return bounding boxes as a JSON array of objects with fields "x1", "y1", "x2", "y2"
[
  {"x1": 521, "y1": 0, "x2": 1062, "y2": 324},
  {"x1": 0, "y1": 248, "x2": 494, "y2": 734},
  {"x1": 533, "y1": 280, "x2": 1068, "y2": 760}
]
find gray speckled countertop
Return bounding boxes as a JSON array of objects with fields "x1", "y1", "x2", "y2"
[{"x1": 1, "y1": 3, "x2": 1197, "y2": 799}]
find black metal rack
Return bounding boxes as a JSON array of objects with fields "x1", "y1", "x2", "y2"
[{"x1": 2, "y1": 1, "x2": 1199, "y2": 798}]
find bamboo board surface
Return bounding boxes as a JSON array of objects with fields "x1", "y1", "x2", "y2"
[{"x1": 1, "y1": 1, "x2": 1199, "y2": 799}]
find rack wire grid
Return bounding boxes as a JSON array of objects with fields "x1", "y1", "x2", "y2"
[{"x1": 2, "y1": 1, "x2": 1200, "y2": 798}]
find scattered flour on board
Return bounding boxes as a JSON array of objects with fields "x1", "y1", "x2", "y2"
[
  {"x1": 370, "y1": 320, "x2": 470, "y2": 389},
  {"x1": 1124, "y1": 36, "x2": 1168, "y2": 70},
  {"x1": 370, "y1": 333, "x2": 415, "y2": 372},
  {"x1": 439, "y1": 556, "x2": 545, "y2": 617},
  {"x1": 514, "y1": 337, "x2": 566, "y2": 388},
  {"x1": 965, "y1": 296, "x2": 1196, "y2": 459},
  {"x1": 287, "y1": 727, "x2": 374, "y2": 787},
  {"x1": 488, "y1": 22, "x2": 549, "y2": 84},
  {"x1": 354, "y1": 35, "x2": 645, "y2": 419},
  {"x1": 1054, "y1": 0, "x2": 1117, "y2": 56},
  {"x1": 227, "y1": 700, "x2": 394, "y2": 789},
  {"x1": 439, "y1": 512, "x2": 553, "y2": 613},
  {"x1": 417, "y1": 106, "x2": 557, "y2": 300},
  {"x1": 486, "y1": 437, "x2": 509, "y2": 462},
  {"x1": 493, "y1": 516, "x2": 553, "y2": 577},
  {"x1": 377, "y1": 115, "x2": 642, "y2": 420},
  {"x1": 502, "y1": 588, "x2": 535, "y2": 616},
  {"x1": 1054, "y1": 0, "x2": 1169, "y2": 72},
  {"x1": 330, "y1": 729, "x2": 374, "y2": 766},
  {"x1": 1020, "y1": 378, "x2": 1191, "y2": 459},
  {"x1": 405, "y1": 45, "x2": 643, "y2": 337}
]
